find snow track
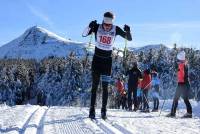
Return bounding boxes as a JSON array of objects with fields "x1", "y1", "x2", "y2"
[
  {"x1": 0, "y1": 102, "x2": 200, "y2": 134},
  {"x1": 43, "y1": 107, "x2": 94, "y2": 134},
  {"x1": 82, "y1": 109, "x2": 132, "y2": 134},
  {"x1": 0, "y1": 105, "x2": 39, "y2": 133}
]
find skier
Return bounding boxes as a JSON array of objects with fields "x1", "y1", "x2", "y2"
[
  {"x1": 84, "y1": 11, "x2": 132, "y2": 119},
  {"x1": 166, "y1": 51, "x2": 192, "y2": 118},
  {"x1": 141, "y1": 68, "x2": 151, "y2": 112},
  {"x1": 126, "y1": 62, "x2": 143, "y2": 111},
  {"x1": 151, "y1": 68, "x2": 160, "y2": 112}
]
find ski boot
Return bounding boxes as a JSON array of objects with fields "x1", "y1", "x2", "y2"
[
  {"x1": 89, "y1": 107, "x2": 95, "y2": 119},
  {"x1": 141, "y1": 109, "x2": 150, "y2": 113},
  {"x1": 152, "y1": 109, "x2": 158, "y2": 112},
  {"x1": 101, "y1": 108, "x2": 107, "y2": 120},
  {"x1": 181, "y1": 113, "x2": 192, "y2": 118},
  {"x1": 166, "y1": 113, "x2": 176, "y2": 118}
]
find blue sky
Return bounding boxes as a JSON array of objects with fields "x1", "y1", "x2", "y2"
[{"x1": 0, "y1": 0, "x2": 200, "y2": 49}]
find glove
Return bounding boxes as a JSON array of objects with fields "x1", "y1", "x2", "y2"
[
  {"x1": 124, "y1": 24, "x2": 130, "y2": 32},
  {"x1": 89, "y1": 20, "x2": 97, "y2": 28}
]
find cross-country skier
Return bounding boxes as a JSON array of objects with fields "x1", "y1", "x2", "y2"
[
  {"x1": 84, "y1": 11, "x2": 132, "y2": 119},
  {"x1": 166, "y1": 50, "x2": 192, "y2": 118}
]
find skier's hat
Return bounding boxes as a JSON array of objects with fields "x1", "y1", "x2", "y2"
[
  {"x1": 177, "y1": 51, "x2": 185, "y2": 61},
  {"x1": 103, "y1": 11, "x2": 115, "y2": 24}
]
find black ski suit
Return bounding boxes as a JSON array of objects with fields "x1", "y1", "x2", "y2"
[{"x1": 88, "y1": 23, "x2": 132, "y2": 115}]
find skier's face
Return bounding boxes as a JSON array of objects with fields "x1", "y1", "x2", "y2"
[{"x1": 103, "y1": 23, "x2": 112, "y2": 31}]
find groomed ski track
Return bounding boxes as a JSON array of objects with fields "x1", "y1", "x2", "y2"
[{"x1": 0, "y1": 101, "x2": 200, "y2": 134}]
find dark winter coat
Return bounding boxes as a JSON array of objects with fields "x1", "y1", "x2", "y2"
[{"x1": 126, "y1": 67, "x2": 142, "y2": 88}]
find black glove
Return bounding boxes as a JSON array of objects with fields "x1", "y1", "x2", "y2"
[
  {"x1": 124, "y1": 24, "x2": 130, "y2": 32},
  {"x1": 89, "y1": 20, "x2": 97, "y2": 28}
]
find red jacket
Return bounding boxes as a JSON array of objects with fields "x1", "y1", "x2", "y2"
[
  {"x1": 116, "y1": 80, "x2": 125, "y2": 95},
  {"x1": 177, "y1": 62, "x2": 185, "y2": 83},
  {"x1": 141, "y1": 70, "x2": 151, "y2": 90}
]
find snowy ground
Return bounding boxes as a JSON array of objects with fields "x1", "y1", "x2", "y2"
[{"x1": 0, "y1": 100, "x2": 200, "y2": 134}]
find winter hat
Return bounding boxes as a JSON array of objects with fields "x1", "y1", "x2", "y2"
[
  {"x1": 177, "y1": 51, "x2": 185, "y2": 61},
  {"x1": 132, "y1": 62, "x2": 138, "y2": 68},
  {"x1": 103, "y1": 12, "x2": 115, "y2": 24}
]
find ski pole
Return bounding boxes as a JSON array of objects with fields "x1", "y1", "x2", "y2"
[
  {"x1": 88, "y1": 33, "x2": 93, "y2": 48},
  {"x1": 141, "y1": 80, "x2": 152, "y2": 110},
  {"x1": 143, "y1": 81, "x2": 152, "y2": 91},
  {"x1": 143, "y1": 91, "x2": 150, "y2": 108},
  {"x1": 122, "y1": 36, "x2": 128, "y2": 73},
  {"x1": 124, "y1": 37, "x2": 127, "y2": 59},
  {"x1": 159, "y1": 99, "x2": 166, "y2": 116},
  {"x1": 83, "y1": 33, "x2": 93, "y2": 73}
]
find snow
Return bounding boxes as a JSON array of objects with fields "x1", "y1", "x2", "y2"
[{"x1": 0, "y1": 100, "x2": 199, "y2": 134}]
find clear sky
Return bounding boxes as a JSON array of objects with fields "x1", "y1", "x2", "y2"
[{"x1": 1, "y1": 0, "x2": 200, "y2": 49}]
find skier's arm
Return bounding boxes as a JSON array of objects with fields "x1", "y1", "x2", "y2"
[
  {"x1": 82, "y1": 21, "x2": 99, "y2": 37},
  {"x1": 87, "y1": 21, "x2": 99, "y2": 36},
  {"x1": 116, "y1": 26, "x2": 132, "y2": 41}
]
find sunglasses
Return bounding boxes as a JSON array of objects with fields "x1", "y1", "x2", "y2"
[{"x1": 103, "y1": 23, "x2": 112, "y2": 27}]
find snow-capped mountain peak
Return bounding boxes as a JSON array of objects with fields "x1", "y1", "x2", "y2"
[
  {"x1": 19, "y1": 26, "x2": 70, "y2": 46},
  {"x1": 0, "y1": 26, "x2": 89, "y2": 60}
]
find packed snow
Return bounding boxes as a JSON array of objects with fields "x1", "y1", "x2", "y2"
[{"x1": 0, "y1": 100, "x2": 199, "y2": 134}]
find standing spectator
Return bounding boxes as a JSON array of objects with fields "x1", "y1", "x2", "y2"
[
  {"x1": 126, "y1": 62, "x2": 142, "y2": 111},
  {"x1": 141, "y1": 68, "x2": 151, "y2": 112},
  {"x1": 151, "y1": 68, "x2": 160, "y2": 112},
  {"x1": 166, "y1": 51, "x2": 192, "y2": 118}
]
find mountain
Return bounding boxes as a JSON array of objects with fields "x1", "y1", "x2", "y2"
[
  {"x1": 0, "y1": 26, "x2": 172, "y2": 60},
  {"x1": 0, "y1": 26, "x2": 93, "y2": 60},
  {"x1": 129, "y1": 44, "x2": 170, "y2": 53}
]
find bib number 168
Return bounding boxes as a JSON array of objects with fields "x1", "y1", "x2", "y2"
[{"x1": 99, "y1": 36, "x2": 111, "y2": 44}]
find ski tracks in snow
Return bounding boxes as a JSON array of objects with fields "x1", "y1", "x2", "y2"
[
  {"x1": 0, "y1": 105, "x2": 49, "y2": 134},
  {"x1": 81, "y1": 109, "x2": 132, "y2": 134},
  {"x1": 1, "y1": 105, "x2": 199, "y2": 134}
]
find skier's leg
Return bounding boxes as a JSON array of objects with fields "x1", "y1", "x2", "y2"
[
  {"x1": 101, "y1": 74, "x2": 110, "y2": 119},
  {"x1": 133, "y1": 88, "x2": 137, "y2": 111},
  {"x1": 142, "y1": 90, "x2": 145, "y2": 110},
  {"x1": 146, "y1": 90, "x2": 150, "y2": 110},
  {"x1": 121, "y1": 96, "x2": 124, "y2": 109},
  {"x1": 128, "y1": 87, "x2": 132, "y2": 110},
  {"x1": 153, "y1": 97, "x2": 156, "y2": 110},
  {"x1": 156, "y1": 97, "x2": 159, "y2": 110},
  {"x1": 89, "y1": 71, "x2": 100, "y2": 118},
  {"x1": 182, "y1": 84, "x2": 192, "y2": 114},
  {"x1": 102, "y1": 81, "x2": 109, "y2": 110},
  {"x1": 171, "y1": 85, "x2": 182, "y2": 115}
]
